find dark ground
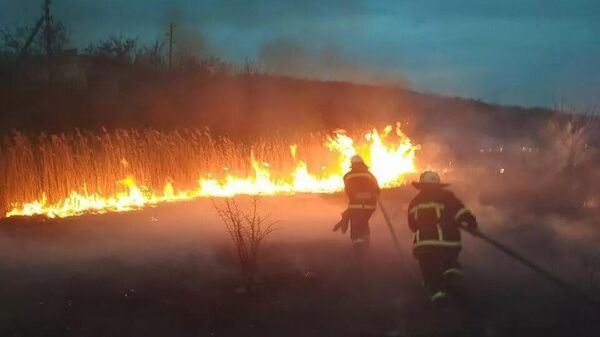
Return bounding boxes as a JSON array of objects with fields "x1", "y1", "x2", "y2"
[{"x1": 0, "y1": 189, "x2": 598, "y2": 337}]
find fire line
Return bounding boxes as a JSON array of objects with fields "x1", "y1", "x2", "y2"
[{"x1": 5, "y1": 123, "x2": 419, "y2": 219}]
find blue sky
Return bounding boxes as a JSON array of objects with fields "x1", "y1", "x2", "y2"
[{"x1": 1, "y1": 0, "x2": 599, "y2": 108}]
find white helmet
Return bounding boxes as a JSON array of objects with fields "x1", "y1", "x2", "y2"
[
  {"x1": 419, "y1": 170, "x2": 441, "y2": 184},
  {"x1": 412, "y1": 170, "x2": 448, "y2": 189}
]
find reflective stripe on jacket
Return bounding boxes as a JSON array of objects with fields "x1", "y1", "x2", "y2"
[
  {"x1": 343, "y1": 167, "x2": 380, "y2": 210},
  {"x1": 408, "y1": 189, "x2": 473, "y2": 249}
]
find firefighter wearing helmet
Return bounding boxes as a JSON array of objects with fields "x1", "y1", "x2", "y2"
[
  {"x1": 408, "y1": 170, "x2": 478, "y2": 308},
  {"x1": 333, "y1": 155, "x2": 380, "y2": 256}
]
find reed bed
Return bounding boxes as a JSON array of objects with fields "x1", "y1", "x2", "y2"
[{"x1": 0, "y1": 128, "x2": 343, "y2": 215}]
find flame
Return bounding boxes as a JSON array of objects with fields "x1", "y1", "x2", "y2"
[{"x1": 6, "y1": 123, "x2": 419, "y2": 219}]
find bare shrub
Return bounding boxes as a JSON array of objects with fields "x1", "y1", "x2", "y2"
[
  {"x1": 85, "y1": 35, "x2": 138, "y2": 63},
  {"x1": 535, "y1": 108, "x2": 600, "y2": 214},
  {"x1": 134, "y1": 40, "x2": 166, "y2": 70},
  {"x1": 212, "y1": 196, "x2": 277, "y2": 293},
  {"x1": 546, "y1": 109, "x2": 599, "y2": 171}
]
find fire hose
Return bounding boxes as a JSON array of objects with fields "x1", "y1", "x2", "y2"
[
  {"x1": 377, "y1": 200, "x2": 417, "y2": 280},
  {"x1": 377, "y1": 199, "x2": 402, "y2": 254},
  {"x1": 460, "y1": 225, "x2": 600, "y2": 310},
  {"x1": 377, "y1": 200, "x2": 599, "y2": 310}
]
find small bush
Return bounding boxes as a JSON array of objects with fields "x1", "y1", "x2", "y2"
[{"x1": 212, "y1": 196, "x2": 277, "y2": 293}]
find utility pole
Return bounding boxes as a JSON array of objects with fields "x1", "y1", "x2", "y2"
[
  {"x1": 17, "y1": 16, "x2": 45, "y2": 62},
  {"x1": 168, "y1": 22, "x2": 175, "y2": 69},
  {"x1": 42, "y1": 0, "x2": 52, "y2": 57},
  {"x1": 16, "y1": 0, "x2": 49, "y2": 65}
]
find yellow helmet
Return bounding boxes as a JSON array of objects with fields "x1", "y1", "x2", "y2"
[{"x1": 412, "y1": 170, "x2": 448, "y2": 189}]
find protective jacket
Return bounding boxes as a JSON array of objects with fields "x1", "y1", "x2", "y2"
[
  {"x1": 407, "y1": 188, "x2": 475, "y2": 252},
  {"x1": 343, "y1": 165, "x2": 380, "y2": 210}
]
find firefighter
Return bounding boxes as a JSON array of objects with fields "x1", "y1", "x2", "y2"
[
  {"x1": 333, "y1": 155, "x2": 380, "y2": 256},
  {"x1": 408, "y1": 170, "x2": 477, "y2": 308}
]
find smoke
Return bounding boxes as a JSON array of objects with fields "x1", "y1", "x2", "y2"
[
  {"x1": 161, "y1": 0, "x2": 409, "y2": 86},
  {"x1": 0, "y1": 195, "x2": 344, "y2": 263},
  {"x1": 405, "y1": 109, "x2": 600, "y2": 293},
  {"x1": 257, "y1": 37, "x2": 408, "y2": 86}
]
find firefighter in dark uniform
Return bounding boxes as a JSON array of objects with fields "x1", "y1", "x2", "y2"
[
  {"x1": 333, "y1": 155, "x2": 380, "y2": 255},
  {"x1": 408, "y1": 171, "x2": 478, "y2": 307}
]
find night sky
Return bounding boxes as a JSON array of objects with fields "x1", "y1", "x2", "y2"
[{"x1": 1, "y1": 0, "x2": 598, "y2": 109}]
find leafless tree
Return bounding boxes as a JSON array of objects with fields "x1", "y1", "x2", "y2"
[
  {"x1": 240, "y1": 58, "x2": 259, "y2": 76},
  {"x1": 212, "y1": 196, "x2": 277, "y2": 293},
  {"x1": 0, "y1": 20, "x2": 68, "y2": 57},
  {"x1": 134, "y1": 40, "x2": 166, "y2": 70},
  {"x1": 85, "y1": 35, "x2": 138, "y2": 63}
]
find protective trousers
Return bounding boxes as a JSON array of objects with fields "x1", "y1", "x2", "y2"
[
  {"x1": 349, "y1": 209, "x2": 374, "y2": 253},
  {"x1": 415, "y1": 248, "x2": 463, "y2": 304}
]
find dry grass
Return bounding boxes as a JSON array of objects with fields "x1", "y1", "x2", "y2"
[{"x1": 0, "y1": 128, "x2": 352, "y2": 215}]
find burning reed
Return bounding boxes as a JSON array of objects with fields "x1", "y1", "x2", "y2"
[{"x1": 0, "y1": 124, "x2": 418, "y2": 218}]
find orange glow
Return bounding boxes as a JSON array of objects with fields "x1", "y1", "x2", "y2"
[{"x1": 6, "y1": 123, "x2": 419, "y2": 218}]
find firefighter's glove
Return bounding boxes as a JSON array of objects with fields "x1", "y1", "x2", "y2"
[
  {"x1": 462, "y1": 213, "x2": 478, "y2": 233},
  {"x1": 333, "y1": 210, "x2": 350, "y2": 234}
]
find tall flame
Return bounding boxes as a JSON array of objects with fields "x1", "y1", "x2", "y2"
[{"x1": 5, "y1": 123, "x2": 419, "y2": 219}]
